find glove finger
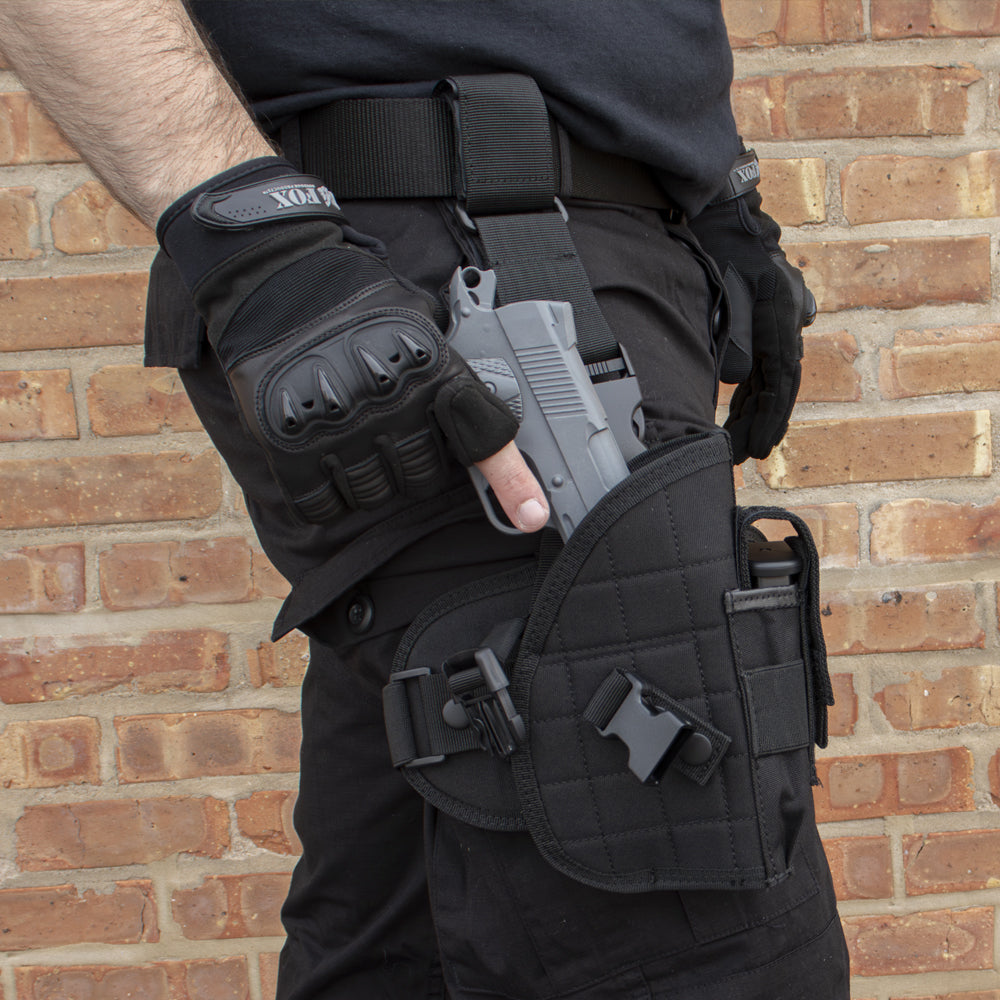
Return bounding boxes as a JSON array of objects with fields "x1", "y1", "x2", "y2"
[
  {"x1": 383, "y1": 427, "x2": 448, "y2": 500},
  {"x1": 434, "y1": 371, "x2": 520, "y2": 466},
  {"x1": 724, "y1": 374, "x2": 761, "y2": 465}
]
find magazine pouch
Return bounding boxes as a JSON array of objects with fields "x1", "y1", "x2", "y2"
[{"x1": 384, "y1": 429, "x2": 833, "y2": 891}]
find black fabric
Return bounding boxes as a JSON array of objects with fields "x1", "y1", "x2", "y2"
[
  {"x1": 440, "y1": 74, "x2": 555, "y2": 215},
  {"x1": 187, "y1": 1, "x2": 740, "y2": 216},
  {"x1": 511, "y1": 431, "x2": 822, "y2": 890},
  {"x1": 474, "y1": 210, "x2": 621, "y2": 366}
]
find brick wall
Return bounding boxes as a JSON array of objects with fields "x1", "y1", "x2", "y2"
[{"x1": 1, "y1": 2, "x2": 999, "y2": 997}]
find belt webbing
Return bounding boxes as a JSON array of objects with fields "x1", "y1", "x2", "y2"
[{"x1": 294, "y1": 74, "x2": 678, "y2": 369}]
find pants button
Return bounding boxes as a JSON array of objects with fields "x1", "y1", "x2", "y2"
[{"x1": 346, "y1": 593, "x2": 375, "y2": 635}]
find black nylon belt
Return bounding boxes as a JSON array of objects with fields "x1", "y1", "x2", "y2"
[
  {"x1": 292, "y1": 73, "x2": 682, "y2": 370},
  {"x1": 296, "y1": 96, "x2": 677, "y2": 212}
]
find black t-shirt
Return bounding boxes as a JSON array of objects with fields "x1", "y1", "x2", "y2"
[{"x1": 189, "y1": 1, "x2": 739, "y2": 214}]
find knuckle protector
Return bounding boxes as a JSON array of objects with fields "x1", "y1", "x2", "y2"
[
  {"x1": 227, "y1": 305, "x2": 454, "y2": 519},
  {"x1": 383, "y1": 430, "x2": 833, "y2": 892}
]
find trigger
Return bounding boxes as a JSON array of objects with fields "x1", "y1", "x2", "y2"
[{"x1": 467, "y1": 466, "x2": 523, "y2": 536}]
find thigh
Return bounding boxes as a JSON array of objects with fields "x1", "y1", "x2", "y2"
[
  {"x1": 428, "y1": 814, "x2": 847, "y2": 1000},
  {"x1": 277, "y1": 635, "x2": 445, "y2": 1000}
]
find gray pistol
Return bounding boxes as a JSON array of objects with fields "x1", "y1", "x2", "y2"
[{"x1": 446, "y1": 266, "x2": 644, "y2": 541}]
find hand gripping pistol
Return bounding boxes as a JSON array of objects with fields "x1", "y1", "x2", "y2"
[{"x1": 446, "y1": 266, "x2": 645, "y2": 541}]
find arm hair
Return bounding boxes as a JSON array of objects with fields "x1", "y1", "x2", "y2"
[{"x1": 0, "y1": 0, "x2": 274, "y2": 225}]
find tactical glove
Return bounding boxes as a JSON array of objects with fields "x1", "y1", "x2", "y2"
[
  {"x1": 157, "y1": 156, "x2": 517, "y2": 523},
  {"x1": 688, "y1": 149, "x2": 816, "y2": 465}
]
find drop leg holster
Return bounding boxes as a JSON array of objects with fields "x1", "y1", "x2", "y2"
[{"x1": 384, "y1": 430, "x2": 832, "y2": 892}]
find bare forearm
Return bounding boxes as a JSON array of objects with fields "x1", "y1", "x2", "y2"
[{"x1": 0, "y1": 0, "x2": 273, "y2": 226}]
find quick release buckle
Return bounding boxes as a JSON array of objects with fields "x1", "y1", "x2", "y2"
[
  {"x1": 441, "y1": 647, "x2": 526, "y2": 758},
  {"x1": 595, "y1": 673, "x2": 714, "y2": 784}
]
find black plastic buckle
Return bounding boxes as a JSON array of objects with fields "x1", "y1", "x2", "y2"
[
  {"x1": 441, "y1": 648, "x2": 526, "y2": 758},
  {"x1": 598, "y1": 673, "x2": 698, "y2": 784},
  {"x1": 390, "y1": 667, "x2": 448, "y2": 768}
]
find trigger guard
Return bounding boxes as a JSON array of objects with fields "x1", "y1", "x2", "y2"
[{"x1": 468, "y1": 467, "x2": 523, "y2": 536}]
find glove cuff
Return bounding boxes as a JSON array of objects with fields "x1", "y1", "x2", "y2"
[
  {"x1": 157, "y1": 156, "x2": 347, "y2": 293},
  {"x1": 708, "y1": 149, "x2": 760, "y2": 206},
  {"x1": 156, "y1": 156, "x2": 300, "y2": 241}
]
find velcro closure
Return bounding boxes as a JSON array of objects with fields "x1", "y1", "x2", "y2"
[
  {"x1": 192, "y1": 174, "x2": 344, "y2": 229},
  {"x1": 709, "y1": 150, "x2": 761, "y2": 205}
]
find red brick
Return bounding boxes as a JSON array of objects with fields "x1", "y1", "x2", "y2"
[
  {"x1": 822, "y1": 836, "x2": 892, "y2": 900},
  {"x1": 0, "y1": 369, "x2": 77, "y2": 442},
  {"x1": 904, "y1": 829, "x2": 1000, "y2": 895},
  {"x1": 759, "y1": 411, "x2": 991, "y2": 489},
  {"x1": 820, "y1": 584, "x2": 983, "y2": 657},
  {"x1": 0, "y1": 716, "x2": 100, "y2": 788},
  {"x1": 872, "y1": 0, "x2": 1000, "y2": 38},
  {"x1": 235, "y1": 790, "x2": 301, "y2": 855},
  {"x1": 251, "y1": 548, "x2": 291, "y2": 599},
  {"x1": 991, "y1": 750, "x2": 1000, "y2": 807},
  {"x1": 843, "y1": 152, "x2": 1000, "y2": 224},
  {"x1": 881, "y1": 324, "x2": 1000, "y2": 399},
  {"x1": 873, "y1": 498, "x2": 1000, "y2": 565},
  {"x1": 171, "y1": 872, "x2": 290, "y2": 939},
  {"x1": 248, "y1": 631, "x2": 309, "y2": 688},
  {"x1": 0, "y1": 543, "x2": 84, "y2": 613},
  {"x1": 876, "y1": 665, "x2": 1000, "y2": 731},
  {"x1": 799, "y1": 332, "x2": 860, "y2": 403},
  {"x1": 724, "y1": 0, "x2": 863, "y2": 47},
  {"x1": 828, "y1": 673, "x2": 858, "y2": 737},
  {"x1": 842, "y1": 906, "x2": 993, "y2": 977},
  {"x1": 0, "y1": 92, "x2": 78, "y2": 165},
  {"x1": 0, "y1": 450, "x2": 222, "y2": 529},
  {"x1": 51, "y1": 179, "x2": 155, "y2": 253},
  {"x1": 15, "y1": 958, "x2": 250, "y2": 1000},
  {"x1": 897, "y1": 992, "x2": 1000, "y2": 1000},
  {"x1": 786, "y1": 237, "x2": 990, "y2": 314},
  {"x1": 100, "y1": 538, "x2": 255, "y2": 610},
  {"x1": 732, "y1": 66, "x2": 981, "y2": 141},
  {"x1": 16, "y1": 796, "x2": 230, "y2": 871},
  {"x1": 115, "y1": 709, "x2": 301, "y2": 783},
  {"x1": 88, "y1": 365, "x2": 201, "y2": 436},
  {"x1": 814, "y1": 748, "x2": 974, "y2": 823},
  {"x1": 0, "y1": 880, "x2": 158, "y2": 951},
  {"x1": 0, "y1": 271, "x2": 146, "y2": 352},
  {"x1": 259, "y1": 954, "x2": 281, "y2": 1000},
  {"x1": 0, "y1": 185, "x2": 39, "y2": 259},
  {"x1": 802, "y1": 503, "x2": 860, "y2": 569},
  {"x1": 759, "y1": 157, "x2": 827, "y2": 226},
  {"x1": 0, "y1": 628, "x2": 229, "y2": 703}
]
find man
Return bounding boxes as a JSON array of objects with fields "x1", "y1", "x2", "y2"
[{"x1": 0, "y1": 3, "x2": 849, "y2": 997}]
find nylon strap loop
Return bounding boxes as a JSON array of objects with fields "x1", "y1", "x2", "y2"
[
  {"x1": 437, "y1": 74, "x2": 555, "y2": 215},
  {"x1": 441, "y1": 74, "x2": 620, "y2": 366}
]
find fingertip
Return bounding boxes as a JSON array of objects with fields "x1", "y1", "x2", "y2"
[{"x1": 515, "y1": 497, "x2": 549, "y2": 532}]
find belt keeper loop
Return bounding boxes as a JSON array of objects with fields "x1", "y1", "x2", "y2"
[{"x1": 435, "y1": 73, "x2": 557, "y2": 218}]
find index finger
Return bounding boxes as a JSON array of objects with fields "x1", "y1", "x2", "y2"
[{"x1": 474, "y1": 440, "x2": 550, "y2": 533}]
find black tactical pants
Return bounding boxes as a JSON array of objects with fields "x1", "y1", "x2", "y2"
[{"x1": 174, "y1": 197, "x2": 850, "y2": 1000}]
